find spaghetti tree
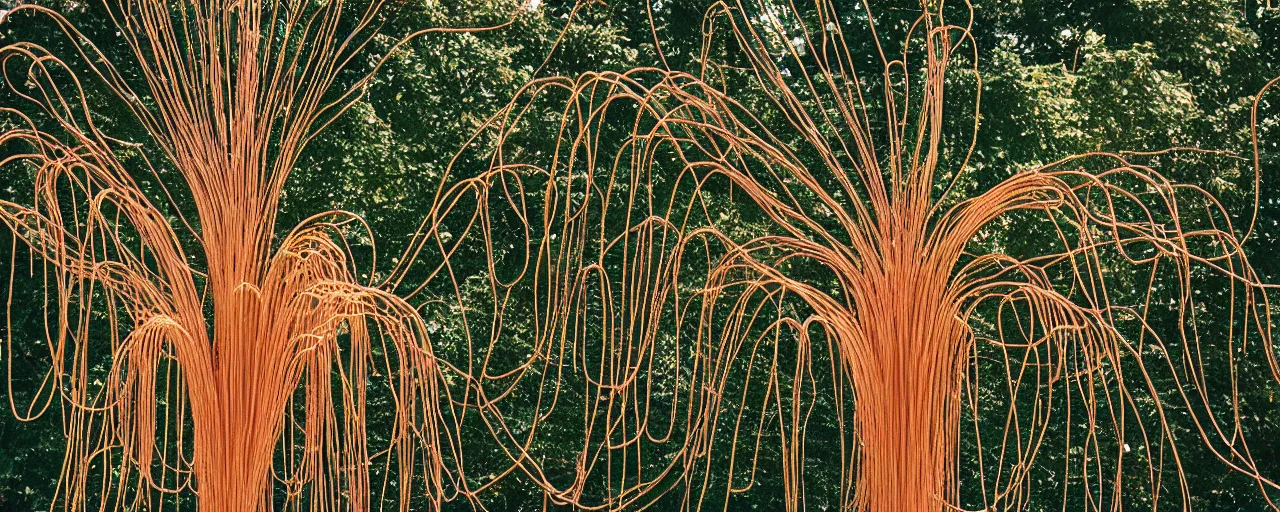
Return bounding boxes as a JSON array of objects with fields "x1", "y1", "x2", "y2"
[
  {"x1": 394, "y1": 1, "x2": 1280, "y2": 510},
  {"x1": 0, "y1": 0, "x2": 506, "y2": 509}
]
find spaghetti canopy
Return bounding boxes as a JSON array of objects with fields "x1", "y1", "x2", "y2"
[
  {"x1": 1, "y1": 0, "x2": 1278, "y2": 511},
  {"x1": 392, "y1": 0, "x2": 1280, "y2": 510}
]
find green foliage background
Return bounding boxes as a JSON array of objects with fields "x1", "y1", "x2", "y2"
[{"x1": 1, "y1": 0, "x2": 1279, "y2": 509}]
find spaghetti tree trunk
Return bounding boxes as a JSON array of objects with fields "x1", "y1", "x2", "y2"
[
  {"x1": 847, "y1": 240, "x2": 967, "y2": 511},
  {"x1": 193, "y1": 150, "x2": 274, "y2": 512},
  {"x1": 197, "y1": 331, "x2": 278, "y2": 510}
]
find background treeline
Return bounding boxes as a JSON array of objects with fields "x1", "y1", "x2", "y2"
[{"x1": 2, "y1": 0, "x2": 1279, "y2": 509}]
